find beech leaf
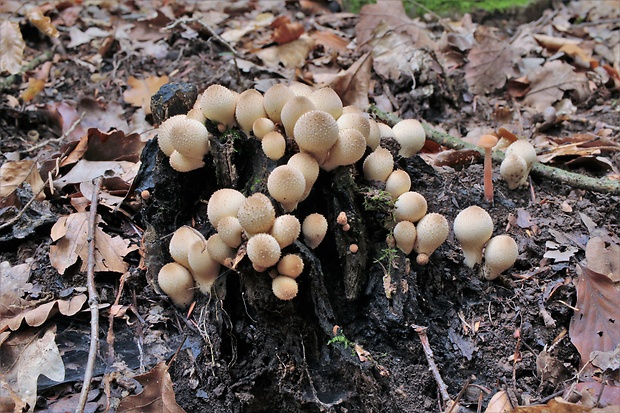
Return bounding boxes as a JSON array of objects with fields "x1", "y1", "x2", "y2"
[
  {"x1": 523, "y1": 60, "x2": 589, "y2": 112},
  {"x1": 0, "y1": 20, "x2": 25, "y2": 74},
  {"x1": 0, "y1": 160, "x2": 45, "y2": 200},
  {"x1": 0, "y1": 294, "x2": 87, "y2": 332},
  {"x1": 569, "y1": 265, "x2": 620, "y2": 371},
  {"x1": 117, "y1": 361, "x2": 186, "y2": 413},
  {"x1": 123, "y1": 75, "x2": 170, "y2": 114}
]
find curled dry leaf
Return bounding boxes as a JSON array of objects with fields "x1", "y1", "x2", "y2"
[
  {"x1": 523, "y1": 60, "x2": 589, "y2": 112},
  {"x1": 0, "y1": 294, "x2": 87, "y2": 332},
  {"x1": 0, "y1": 20, "x2": 25, "y2": 74},
  {"x1": 270, "y1": 16, "x2": 304, "y2": 44},
  {"x1": 23, "y1": 4, "x2": 59, "y2": 38},
  {"x1": 0, "y1": 160, "x2": 46, "y2": 201},
  {"x1": 485, "y1": 390, "x2": 513, "y2": 413}
]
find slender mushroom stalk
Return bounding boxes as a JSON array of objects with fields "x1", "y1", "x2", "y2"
[{"x1": 478, "y1": 135, "x2": 499, "y2": 204}]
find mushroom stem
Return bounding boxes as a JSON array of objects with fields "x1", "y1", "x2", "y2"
[{"x1": 484, "y1": 147, "x2": 493, "y2": 203}]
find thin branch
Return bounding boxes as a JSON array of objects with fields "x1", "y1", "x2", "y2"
[
  {"x1": 411, "y1": 324, "x2": 453, "y2": 408},
  {"x1": 370, "y1": 106, "x2": 620, "y2": 195},
  {"x1": 23, "y1": 112, "x2": 85, "y2": 153},
  {"x1": 0, "y1": 176, "x2": 48, "y2": 232},
  {"x1": 76, "y1": 177, "x2": 102, "y2": 413},
  {"x1": 0, "y1": 49, "x2": 55, "y2": 92}
]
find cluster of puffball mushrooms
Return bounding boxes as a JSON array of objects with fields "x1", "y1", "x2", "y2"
[{"x1": 155, "y1": 82, "x2": 519, "y2": 308}]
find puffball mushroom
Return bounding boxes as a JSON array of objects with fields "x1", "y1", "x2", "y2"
[
  {"x1": 187, "y1": 241, "x2": 221, "y2": 293},
  {"x1": 247, "y1": 233, "x2": 281, "y2": 272},
  {"x1": 482, "y1": 234, "x2": 518, "y2": 280},
  {"x1": 217, "y1": 216, "x2": 244, "y2": 248},
  {"x1": 367, "y1": 118, "x2": 381, "y2": 150},
  {"x1": 271, "y1": 214, "x2": 301, "y2": 248},
  {"x1": 253, "y1": 117, "x2": 276, "y2": 140},
  {"x1": 309, "y1": 87, "x2": 343, "y2": 119},
  {"x1": 267, "y1": 165, "x2": 306, "y2": 212},
  {"x1": 169, "y1": 150, "x2": 206, "y2": 172},
  {"x1": 262, "y1": 131, "x2": 286, "y2": 160},
  {"x1": 277, "y1": 254, "x2": 304, "y2": 279},
  {"x1": 321, "y1": 128, "x2": 366, "y2": 171},
  {"x1": 200, "y1": 84, "x2": 237, "y2": 128},
  {"x1": 237, "y1": 192, "x2": 276, "y2": 235},
  {"x1": 413, "y1": 213, "x2": 449, "y2": 265},
  {"x1": 288, "y1": 152, "x2": 319, "y2": 200},
  {"x1": 263, "y1": 83, "x2": 295, "y2": 124},
  {"x1": 280, "y1": 96, "x2": 316, "y2": 139},
  {"x1": 293, "y1": 110, "x2": 340, "y2": 159},
  {"x1": 500, "y1": 154, "x2": 528, "y2": 190},
  {"x1": 169, "y1": 226, "x2": 206, "y2": 269},
  {"x1": 392, "y1": 119, "x2": 426, "y2": 158},
  {"x1": 158, "y1": 115, "x2": 210, "y2": 159},
  {"x1": 157, "y1": 115, "x2": 183, "y2": 156},
  {"x1": 478, "y1": 134, "x2": 498, "y2": 204},
  {"x1": 337, "y1": 113, "x2": 370, "y2": 141},
  {"x1": 385, "y1": 169, "x2": 412, "y2": 199},
  {"x1": 158, "y1": 262, "x2": 195, "y2": 309},
  {"x1": 363, "y1": 147, "x2": 394, "y2": 182},
  {"x1": 289, "y1": 81, "x2": 313, "y2": 97},
  {"x1": 393, "y1": 220, "x2": 416, "y2": 254},
  {"x1": 394, "y1": 191, "x2": 427, "y2": 223},
  {"x1": 272, "y1": 275, "x2": 298, "y2": 300},
  {"x1": 206, "y1": 233, "x2": 236, "y2": 266},
  {"x1": 207, "y1": 188, "x2": 246, "y2": 229},
  {"x1": 377, "y1": 123, "x2": 395, "y2": 140},
  {"x1": 302, "y1": 213, "x2": 328, "y2": 249},
  {"x1": 235, "y1": 89, "x2": 267, "y2": 135},
  {"x1": 453, "y1": 205, "x2": 494, "y2": 268}
]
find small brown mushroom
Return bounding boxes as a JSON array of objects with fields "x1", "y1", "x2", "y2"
[{"x1": 478, "y1": 134, "x2": 498, "y2": 203}]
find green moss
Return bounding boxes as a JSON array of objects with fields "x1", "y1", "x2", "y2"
[{"x1": 343, "y1": 0, "x2": 536, "y2": 16}]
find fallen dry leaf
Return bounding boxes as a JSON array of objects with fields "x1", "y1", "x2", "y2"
[
  {"x1": 117, "y1": 361, "x2": 186, "y2": 413},
  {"x1": 66, "y1": 26, "x2": 110, "y2": 48},
  {"x1": 0, "y1": 160, "x2": 45, "y2": 201},
  {"x1": 571, "y1": 381, "x2": 620, "y2": 408},
  {"x1": 123, "y1": 75, "x2": 170, "y2": 114},
  {"x1": 585, "y1": 237, "x2": 620, "y2": 282},
  {"x1": 23, "y1": 4, "x2": 59, "y2": 38},
  {"x1": 49, "y1": 212, "x2": 137, "y2": 275},
  {"x1": 464, "y1": 27, "x2": 520, "y2": 95},
  {"x1": 513, "y1": 397, "x2": 617, "y2": 412},
  {"x1": 0, "y1": 20, "x2": 25, "y2": 74},
  {"x1": 0, "y1": 294, "x2": 87, "y2": 332},
  {"x1": 256, "y1": 34, "x2": 314, "y2": 69},
  {"x1": 0, "y1": 326, "x2": 65, "y2": 411},
  {"x1": 328, "y1": 52, "x2": 372, "y2": 109},
  {"x1": 270, "y1": 16, "x2": 304, "y2": 44},
  {"x1": 485, "y1": 390, "x2": 513, "y2": 413},
  {"x1": 310, "y1": 30, "x2": 349, "y2": 52},
  {"x1": 523, "y1": 60, "x2": 589, "y2": 112},
  {"x1": 0, "y1": 261, "x2": 32, "y2": 326},
  {"x1": 20, "y1": 78, "x2": 46, "y2": 102},
  {"x1": 569, "y1": 266, "x2": 620, "y2": 371},
  {"x1": 53, "y1": 159, "x2": 138, "y2": 190}
]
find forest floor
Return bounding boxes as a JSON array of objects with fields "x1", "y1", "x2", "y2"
[{"x1": 0, "y1": 1, "x2": 619, "y2": 412}]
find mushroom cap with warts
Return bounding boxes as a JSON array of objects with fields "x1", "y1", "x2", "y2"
[
  {"x1": 337, "y1": 113, "x2": 370, "y2": 140},
  {"x1": 377, "y1": 123, "x2": 395, "y2": 140},
  {"x1": 482, "y1": 234, "x2": 518, "y2": 280},
  {"x1": 277, "y1": 254, "x2": 304, "y2": 279},
  {"x1": 158, "y1": 262, "x2": 195, "y2": 309},
  {"x1": 169, "y1": 150, "x2": 206, "y2": 172},
  {"x1": 207, "y1": 188, "x2": 246, "y2": 228},
  {"x1": 157, "y1": 115, "x2": 183, "y2": 156},
  {"x1": 262, "y1": 131, "x2": 286, "y2": 160},
  {"x1": 367, "y1": 118, "x2": 381, "y2": 150},
  {"x1": 217, "y1": 215, "x2": 244, "y2": 248},
  {"x1": 289, "y1": 82, "x2": 313, "y2": 97},
  {"x1": 302, "y1": 213, "x2": 328, "y2": 249},
  {"x1": 505, "y1": 139, "x2": 536, "y2": 168},
  {"x1": 267, "y1": 165, "x2": 306, "y2": 212},
  {"x1": 237, "y1": 192, "x2": 276, "y2": 235},
  {"x1": 500, "y1": 154, "x2": 528, "y2": 190},
  {"x1": 309, "y1": 87, "x2": 343, "y2": 119},
  {"x1": 287, "y1": 152, "x2": 320, "y2": 199},
  {"x1": 206, "y1": 233, "x2": 236, "y2": 266},
  {"x1": 280, "y1": 96, "x2": 316, "y2": 139},
  {"x1": 413, "y1": 213, "x2": 449, "y2": 265},
  {"x1": 272, "y1": 275, "x2": 298, "y2": 300},
  {"x1": 187, "y1": 240, "x2": 221, "y2": 293},
  {"x1": 385, "y1": 169, "x2": 411, "y2": 199},
  {"x1": 253, "y1": 117, "x2": 276, "y2": 140},
  {"x1": 158, "y1": 115, "x2": 210, "y2": 159},
  {"x1": 294, "y1": 110, "x2": 340, "y2": 157},
  {"x1": 321, "y1": 128, "x2": 366, "y2": 171},
  {"x1": 247, "y1": 233, "x2": 281, "y2": 271},
  {"x1": 453, "y1": 205, "x2": 493, "y2": 268},
  {"x1": 263, "y1": 83, "x2": 295, "y2": 124},
  {"x1": 235, "y1": 89, "x2": 267, "y2": 135},
  {"x1": 169, "y1": 225, "x2": 206, "y2": 269},
  {"x1": 393, "y1": 220, "x2": 416, "y2": 255},
  {"x1": 342, "y1": 105, "x2": 363, "y2": 115},
  {"x1": 200, "y1": 84, "x2": 237, "y2": 128},
  {"x1": 394, "y1": 191, "x2": 427, "y2": 223},
  {"x1": 392, "y1": 119, "x2": 425, "y2": 158},
  {"x1": 363, "y1": 147, "x2": 394, "y2": 182},
  {"x1": 270, "y1": 214, "x2": 301, "y2": 248}
]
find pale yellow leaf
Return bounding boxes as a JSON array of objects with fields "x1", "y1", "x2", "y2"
[
  {"x1": 123, "y1": 75, "x2": 169, "y2": 114},
  {"x1": 24, "y1": 5, "x2": 59, "y2": 38},
  {"x1": 485, "y1": 390, "x2": 513, "y2": 413},
  {"x1": 0, "y1": 21, "x2": 25, "y2": 74},
  {"x1": 0, "y1": 295, "x2": 87, "y2": 332},
  {"x1": 0, "y1": 160, "x2": 45, "y2": 200},
  {"x1": 256, "y1": 34, "x2": 314, "y2": 69}
]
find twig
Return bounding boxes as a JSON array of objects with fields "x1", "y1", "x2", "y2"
[
  {"x1": 76, "y1": 177, "x2": 102, "y2": 413},
  {"x1": 411, "y1": 324, "x2": 453, "y2": 408},
  {"x1": 23, "y1": 111, "x2": 85, "y2": 153},
  {"x1": 0, "y1": 175, "x2": 48, "y2": 232},
  {"x1": 370, "y1": 106, "x2": 620, "y2": 195},
  {"x1": 0, "y1": 49, "x2": 55, "y2": 92}
]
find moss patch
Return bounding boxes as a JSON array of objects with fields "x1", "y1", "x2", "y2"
[{"x1": 343, "y1": 0, "x2": 537, "y2": 17}]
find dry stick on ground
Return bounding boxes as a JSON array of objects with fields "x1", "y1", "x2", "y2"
[
  {"x1": 0, "y1": 49, "x2": 55, "y2": 92},
  {"x1": 370, "y1": 106, "x2": 620, "y2": 195},
  {"x1": 76, "y1": 177, "x2": 103, "y2": 413}
]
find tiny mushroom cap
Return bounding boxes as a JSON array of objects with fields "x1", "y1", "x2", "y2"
[
  {"x1": 363, "y1": 147, "x2": 394, "y2": 182},
  {"x1": 288, "y1": 152, "x2": 320, "y2": 200},
  {"x1": 413, "y1": 213, "x2": 449, "y2": 265},
  {"x1": 206, "y1": 233, "x2": 237, "y2": 266},
  {"x1": 294, "y1": 110, "x2": 340, "y2": 158},
  {"x1": 309, "y1": 87, "x2": 343, "y2": 119},
  {"x1": 482, "y1": 234, "x2": 518, "y2": 280},
  {"x1": 394, "y1": 191, "x2": 427, "y2": 223},
  {"x1": 453, "y1": 205, "x2": 494, "y2": 268},
  {"x1": 272, "y1": 275, "x2": 298, "y2": 300},
  {"x1": 235, "y1": 89, "x2": 267, "y2": 135},
  {"x1": 478, "y1": 134, "x2": 499, "y2": 203},
  {"x1": 247, "y1": 233, "x2": 281, "y2": 271},
  {"x1": 263, "y1": 83, "x2": 295, "y2": 124},
  {"x1": 280, "y1": 96, "x2": 316, "y2": 139},
  {"x1": 262, "y1": 131, "x2": 286, "y2": 160},
  {"x1": 217, "y1": 216, "x2": 244, "y2": 248},
  {"x1": 500, "y1": 154, "x2": 528, "y2": 190},
  {"x1": 253, "y1": 117, "x2": 276, "y2": 140},
  {"x1": 200, "y1": 84, "x2": 237, "y2": 128},
  {"x1": 169, "y1": 226, "x2": 206, "y2": 269},
  {"x1": 158, "y1": 262, "x2": 195, "y2": 309},
  {"x1": 321, "y1": 128, "x2": 366, "y2": 171},
  {"x1": 289, "y1": 81, "x2": 314, "y2": 97},
  {"x1": 337, "y1": 112, "x2": 371, "y2": 141},
  {"x1": 393, "y1": 220, "x2": 417, "y2": 255},
  {"x1": 367, "y1": 118, "x2": 381, "y2": 150},
  {"x1": 207, "y1": 188, "x2": 246, "y2": 228},
  {"x1": 187, "y1": 240, "x2": 221, "y2": 294},
  {"x1": 157, "y1": 115, "x2": 184, "y2": 156},
  {"x1": 302, "y1": 213, "x2": 328, "y2": 249},
  {"x1": 270, "y1": 214, "x2": 301, "y2": 248},
  {"x1": 237, "y1": 192, "x2": 276, "y2": 235},
  {"x1": 385, "y1": 169, "x2": 412, "y2": 199},
  {"x1": 392, "y1": 119, "x2": 425, "y2": 158},
  {"x1": 504, "y1": 139, "x2": 537, "y2": 188},
  {"x1": 267, "y1": 165, "x2": 306, "y2": 212},
  {"x1": 169, "y1": 151, "x2": 206, "y2": 172},
  {"x1": 377, "y1": 123, "x2": 395, "y2": 140},
  {"x1": 277, "y1": 254, "x2": 304, "y2": 279}
]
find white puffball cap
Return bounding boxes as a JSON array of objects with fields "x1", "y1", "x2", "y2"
[
  {"x1": 253, "y1": 117, "x2": 276, "y2": 140},
  {"x1": 392, "y1": 119, "x2": 426, "y2": 157},
  {"x1": 302, "y1": 213, "x2": 328, "y2": 249},
  {"x1": 281, "y1": 96, "x2": 315, "y2": 139},
  {"x1": 453, "y1": 205, "x2": 494, "y2": 268},
  {"x1": 206, "y1": 233, "x2": 236, "y2": 266},
  {"x1": 394, "y1": 191, "x2": 427, "y2": 223},
  {"x1": 393, "y1": 220, "x2": 416, "y2": 255},
  {"x1": 367, "y1": 118, "x2": 381, "y2": 150},
  {"x1": 169, "y1": 150, "x2": 206, "y2": 172},
  {"x1": 321, "y1": 128, "x2": 366, "y2": 171},
  {"x1": 309, "y1": 87, "x2": 343, "y2": 119},
  {"x1": 263, "y1": 83, "x2": 295, "y2": 124},
  {"x1": 247, "y1": 233, "x2": 281, "y2": 270},
  {"x1": 169, "y1": 226, "x2": 206, "y2": 269},
  {"x1": 187, "y1": 241, "x2": 221, "y2": 294},
  {"x1": 158, "y1": 262, "x2": 195, "y2": 309},
  {"x1": 200, "y1": 84, "x2": 237, "y2": 128},
  {"x1": 268, "y1": 165, "x2": 306, "y2": 212},
  {"x1": 271, "y1": 214, "x2": 301, "y2": 248},
  {"x1": 235, "y1": 89, "x2": 267, "y2": 135},
  {"x1": 294, "y1": 110, "x2": 340, "y2": 156},
  {"x1": 363, "y1": 147, "x2": 394, "y2": 182},
  {"x1": 262, "y1": 131, "x2": 286, "y2": 160},
  {"x1": 288, "y1": 152, "x2": 320, "y2": 199},
  {"x1": 277, "y1": 254, "x2": 304, "y2": 279},
  {"x1": 414, "y1": 213, "x2": 449, "y2": 265},
  {"x1": 385, "y1": 169, "x2": 412, "y2": 199},
  {"x1": 482, "y1": 235, "x2": 518, "y2": 280},
  {"x1": 237, "y1": 192, "x2": 276, "y2": 235},
  {"x1": 337, "y1": 113, "x2": 370, "y2": 140},
  {"x1": 207, "y1": 188, "x2": 246, "y2": 228},
  {"x1": 272, "y1": 275, "x2": 298, "y2": 300},
  {"x1": 217, "y1": 216, "x2": 244, "y2": 248},
  {"x1": 500, "y1": 154, "x2": 528, "y2": 190}
]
